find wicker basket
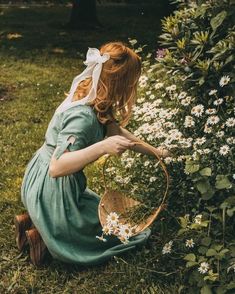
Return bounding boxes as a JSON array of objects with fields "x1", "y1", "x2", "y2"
[{"x1": 98, "y1": 140, "x2": 170, "y2": 237}]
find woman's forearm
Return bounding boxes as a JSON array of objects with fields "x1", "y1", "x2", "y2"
[{"x1": 49, "y1": 141, "x2": 106, "y2": 178}]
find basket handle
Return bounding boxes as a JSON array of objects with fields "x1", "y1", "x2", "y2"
[{"x1": 102, "y1": 140, "x2": 170, "y2": 210}]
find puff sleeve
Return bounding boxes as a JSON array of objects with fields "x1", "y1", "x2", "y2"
[{"x1": 54, "y1": 108, "x2": 95, "y2": 160}]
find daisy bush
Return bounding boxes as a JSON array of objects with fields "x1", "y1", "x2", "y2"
[{"x1": 98, "y1": 0, "x2": 235, "y2": 293}]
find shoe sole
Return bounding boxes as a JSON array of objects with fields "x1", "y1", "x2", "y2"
[{"x1": 14, "y1": 216, "x2": 28, "y2": 252}]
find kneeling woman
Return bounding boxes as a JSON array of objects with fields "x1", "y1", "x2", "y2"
[{"x1": 16, "y1": 41, "x2": 170, "y2": 266}]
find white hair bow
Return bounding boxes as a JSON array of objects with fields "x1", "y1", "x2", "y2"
[{"x1": 55, "y1": 47, "x2": 110, "y2": 114}]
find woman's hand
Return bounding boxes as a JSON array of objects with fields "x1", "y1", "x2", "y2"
[{"x1": 101, "y1": 135, "x2": 135, "y2": 156}]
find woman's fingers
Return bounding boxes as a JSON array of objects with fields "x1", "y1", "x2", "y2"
[{"x1": 114, "y1": 135, "x2": 135, "y2": 147}]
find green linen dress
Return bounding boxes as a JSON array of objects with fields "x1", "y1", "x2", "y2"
[{"x1": 21, "y1": 104, "x2": 151, "y2": 266}]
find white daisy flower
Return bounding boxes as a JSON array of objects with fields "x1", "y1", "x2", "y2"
[
  {"x1": 195, "y1": 137, "x2": 206, "y2": 145},
  {"x1": 144, "y1": 160, "x2": 150, "y2": 167},
  {"x1": 181, "y1": 96, "x2": 192, "y2": 106},
  {"x1": 162, "y1": 240, "x2": 173, "y2": 254},
  {"x1": 203, "y1": 148, "x2": 211, "y2": 154},
  {"x1": 219, "y1": 75, "x2": 230, "y2": 87},
  {"x1": 204, "y1": 125, "x2": 212, "y2": 133},
  {"x1": 213, "y1": 98, "x2": 223, "y2": 106},
  {"x1": 118, "y1": 235, "x2": 130, "y2": 245},
  {"x1": 184, "y1": 116, "x2": 195, "y2": 128},
  {"x1": 215, "y1": 131, "x2": 225, "y2": 138},
  {"x1": 119, "y1": 224, "x2": 133, "y2": 238},
  {"x1": 209, "y1": 89, "x2": 217, "y2": 96},
  {"x1": 178, "y1": 91, "x2": 187, "y2": 99},
  {"x1": 166, "y1": 85, "x2": 177, "y2": 92},
  {"x1": 191, "y1": 104, "x2": 204, "y2": 117},
  {"x1": 185, "y1": 238, "x2": 195, "y2": 248},
  {"x1": 137, "y1": 97, "x2": 145, "y2": 103},
  {"x1": 106, "y1": 212, "x2": 119, "y2": 225},
  {"x1": 206, "y1": 115, "x2": 220, "y2": 125},
  {"x1": 194, "y1": 214, "x2": 202, "y2": 224},
  {"x1": 219, "y1": 145, "x2": 230, "y2": 156},
  {"x1": 102, "y1": 223, "x2": 113, "y2": 235},
  {"x1": 150, "y1": 94, "x2": 155, "y2": 100},
  {"x1": 155, "y1": 82, "x2": 164, "y2": 89},
  {"x1": 225, "y1": 118, "x2": 235, "y2": 127},
  {"x1": 164, "y1": 157, "x2": 174, "y2": 164},
  {"x1": 205, "y1": 108, "x2": 217, "y2": 115},
  {"x1": 226, "y1": 137, "x2": 235, "y2": 145},
  {"x1": 139, "y1": 75, "x2": 148, "y2": 83},
  {"x1": 198, "y1": 262, "x2": 210, "y2": 274}
]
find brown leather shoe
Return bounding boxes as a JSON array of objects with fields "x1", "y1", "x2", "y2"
[
  {"x1": 14, "y1": 213, "x2": 32, "y2": 252},
  {"x1": 25, "y1": 228, "x2": 48, "y2": 267}
]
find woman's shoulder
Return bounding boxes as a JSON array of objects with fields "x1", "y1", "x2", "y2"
[{"x1": 58, "y1": 104, "x2": 99, "y2": 128}]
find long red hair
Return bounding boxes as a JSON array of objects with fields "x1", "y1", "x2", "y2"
[{"x1": 71, "y1": 41, "x2": 142, "y2": 127}]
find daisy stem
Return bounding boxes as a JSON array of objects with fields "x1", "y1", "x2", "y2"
[
  {"x1": 207, "y1": 211, "x2": 212, "y2": 237},
  {"x1": 222, "y1": 207, "x2": 225, "y2": 248}
]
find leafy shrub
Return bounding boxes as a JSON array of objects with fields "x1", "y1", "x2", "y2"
[{"x1": 104, "y1": 0, "x2": 234, "y2": 293}]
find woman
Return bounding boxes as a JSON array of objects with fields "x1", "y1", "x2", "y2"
[{"x1": 16, "y1": 41, "x2": 170, "y2": 267}]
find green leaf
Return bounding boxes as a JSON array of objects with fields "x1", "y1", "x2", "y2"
[
  {"x1": 206, "y1": 248, "x2": 217, "y2": 256},
  {"x1": 199, "y1": 167, "x2": 212, "y2": 177},
  {"x1": 227, "y1": 207, "x2": 235, "y2": 217},
  {"x1": 179, "y1": 217, "x2": 188, "y2": 228},
  {"x1": 227, "y1": 281, "x2": 235, "y2": 289},
  {"x1": 210, "y1": 11, "x2": 227, "y2": 32},
  {"x1": 184, "y1": 253, "x2": 196, "y2": 262},
  {"x1": 201, "y1": 237, "x2": 211, "y2": 247},
  {"x1": 226, "y1": 195, "x2": 235, "y2": 205},
  {"x1": 230, "y1": 246, "x2": 235, "y2": 257},
  {"x1": 198, "y1": 246, "x2": 208, "y2": 255},
  {"x1": 185, "y1": 160, "x2": 200, "y2": 174},
  {"x1": 215, "y1": 175, "x2": 232, "y2": 190},
  {"x1": 177, "y1": 228, "x2": 188, "y2": 236},
  {"x1": 218, "y1": 249, "x2": 229, "y2": 258},
  {"x1": 196, "y1": 179, "x2": 211, "y2": 194},
  {"x1": 201, "y1": 188, "x2": 215, "y2": 200},
  {"x1": 196, "y1": 178, "x2": 215, "y2": 200},
  {"x1": 225, "y1": 54, "x2": 235, "y2": 65},
  {"x1": 204, "y1": 274, "x2": 219, "y2": 281},
  {"x1": 200, "y1": 285, "x2": 213, "y2": 294},
  {"x1": 186, "y1": 261, "x2": 198, "y2": 268},
  {"x1": 213, "y1": 244, "x2": 223, "y2": 251}
]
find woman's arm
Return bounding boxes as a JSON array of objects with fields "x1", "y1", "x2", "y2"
[
  {"x1": 49, "y1": 135, "x2": 135, "y2": 178},
  {"x1": 106, "y1": 122, "x2": 171, "y2": 158}
]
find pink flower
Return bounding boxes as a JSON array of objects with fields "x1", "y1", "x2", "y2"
[{"x1": 156, "y1": 48, "x2": 167, "y2": 59}]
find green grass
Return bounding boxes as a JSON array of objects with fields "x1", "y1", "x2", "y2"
[{"x1": 0, "y1": 4, "x2": 179, "y2": 293}]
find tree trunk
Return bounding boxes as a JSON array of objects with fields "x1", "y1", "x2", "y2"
[{"x1": 68, "y1": 0, "x2": 101, "y2": 29}]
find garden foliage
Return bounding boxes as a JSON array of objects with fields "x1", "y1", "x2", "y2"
[{"x1": 108, "y1": 0, "x2": 235, "y2": 293}]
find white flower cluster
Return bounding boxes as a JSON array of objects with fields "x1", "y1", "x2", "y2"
[
  {"x1": 133, "y1": 73, "x2": 234, "y2": 167},
  {"x1": 96, "y1": 212, "x2": 137, "y2": 244},
  {"x1": 162, "y1": 240, "x2": 173, "y2": 254}
]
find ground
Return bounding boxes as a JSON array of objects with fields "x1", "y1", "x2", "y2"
[{"x1": 0, "y1": 4, "x2": 178, "y2": 293}]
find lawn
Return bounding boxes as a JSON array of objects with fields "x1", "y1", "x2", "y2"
[{"x1": 0, "y1": 3, "x2": 178, "y2": 293}]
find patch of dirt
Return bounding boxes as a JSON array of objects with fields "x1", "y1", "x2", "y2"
[{"x1": 0, "y1": 84, "x2": 16, "y2": 102}]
